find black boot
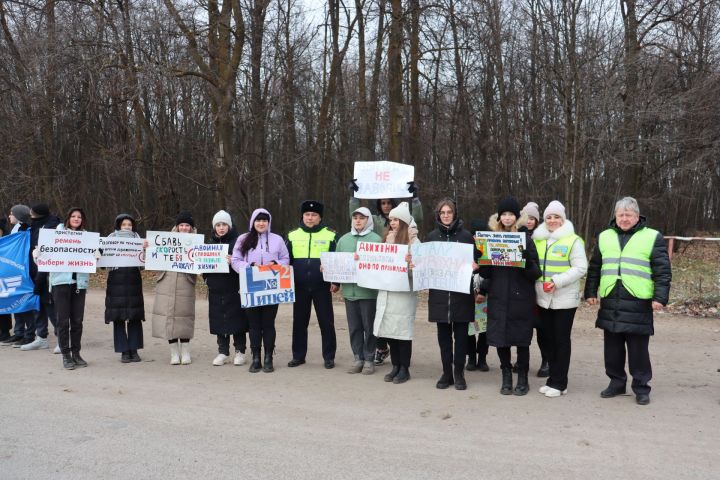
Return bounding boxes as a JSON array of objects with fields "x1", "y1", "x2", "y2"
[
  {"x1": 454, "y1": 365, "x2": 467, "y2": 390},
  {"x1": 393, "y1": 365, "x2": 410, "y2": 384},
  {"x1": 514, "y1": 369, "x2": 529, "y2": 396},
  {"x1": 477, "y1": 356, "x2": 489, "y2": 372},
  {"x1": 384, "y1": 365, "x2": 400, "y2": 382},
  {"x1": 537, "y1": 359, "x2": 549, "y2": 378},
  {"x1": 500, "y1": 367, "x2": 513, "y2": 395},
  {"x1": 62, "y1": 354, "x2": 75, "y2": 370},
  {"x1": 466, "y1": 354, "x2": 477, "y2": 371},
  {"x1": 262, "y1": 353, "x2": 274, "y2": 373},
  {"x1": 249, "y1": 349, "x2": 262, "y2": 373},
  {"x1": 121, "y1": 351, "x2": 132, "y2": 363},
  {"x1": 436, "y1": 365, "x2": 454, "y2": 389},
  {"x1": 72, "y1": 352, "x2": 88, "y2": 368}
]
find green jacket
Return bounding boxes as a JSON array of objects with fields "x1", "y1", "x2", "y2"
[
  {"x1": 348, "y1": 196, "x2": 424, "y2": 237},
  {"x1": 335, "y1": 230, "x2": 382, "y2": 300}
]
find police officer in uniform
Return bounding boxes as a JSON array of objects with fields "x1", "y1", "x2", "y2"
[
  {"x1": 585, "y1": 197, "x2": 671, "y2": 405},
  {"x1": 286, "y1": 201, "x2": 338, "y2": 369}
]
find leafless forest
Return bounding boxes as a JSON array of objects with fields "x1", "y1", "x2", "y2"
[{"x1": 0, "y1": 0, "x2": 718, "y2": 239}]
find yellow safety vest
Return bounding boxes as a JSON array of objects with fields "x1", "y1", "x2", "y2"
[
  {"x1": 534, "y1": 234, "x2": 583, "y2": 283},
  {"x1": 598, "y1": 227, "x2": 657, "y2": 299},
  {"x1": 287, "y1": 227, "x2": 336, "y2": 259}
]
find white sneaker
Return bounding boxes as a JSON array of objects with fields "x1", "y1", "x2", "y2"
[
  {"x1": 539, "y1": 385, "x2": 550, "y2": 394},
  {"x1": 53, "y1": 345, "x2": 61, "y2": 354},
  {"x1": 213, "y1": 353, "x2": 229, "y2": 366},
  {"x1": 170, "y1": 343, "x2": 181, "y2": 365},
  {"x1": 233, "y1": 351, "x2": 246, "y2": 366},
  {"x1": 20, "y1": 336, "x2": 49, "y2": 351},
  {"x1": 545, "y1": 387, "x2": 568, "y2": 398},
  {"x1": 180, "y1": 343, "x2": 192, "y2": 365}
]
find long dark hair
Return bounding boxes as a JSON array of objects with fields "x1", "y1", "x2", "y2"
[{"x1": 240, "y1": 213, "x2": 270, "y2": 256}]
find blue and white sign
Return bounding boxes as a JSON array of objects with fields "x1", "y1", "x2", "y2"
[
  {"x1": 0, "y1": 231, "x2": 39, "y2": 314},
  {"x1": 239, "y1": 265, "x2": 295, "y2": 308}
]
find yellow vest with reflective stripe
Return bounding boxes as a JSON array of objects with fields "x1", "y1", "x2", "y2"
[
  {"x1": 534, "y1": 234, "x2": 583, "y2": 283},
  {"x1": 287, "y1": 227, "x2": 335, "y2": 259},
  {"x1": 598, "y1": 227, "x2": 657, "y2": 299}
]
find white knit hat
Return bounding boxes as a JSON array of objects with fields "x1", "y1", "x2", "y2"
[
  {"x1": 543, "y1": 200, "x2": 566, "y2": 221},
  {"x1": 388, "y1": 202, "x2": 413, "y2": 226},
  {"x1": 522, "y1": 201, "x2": 540, "y2": 221},
  {"x1": 212, "y1": 210, "x2": 233, "y2": 228}
]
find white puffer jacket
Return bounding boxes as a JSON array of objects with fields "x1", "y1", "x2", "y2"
[{"x1": 533, "y1": 220, "x2": 588, "y2": 309}]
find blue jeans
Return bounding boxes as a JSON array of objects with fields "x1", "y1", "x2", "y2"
[{"x1": 14, "y1": 311, "x2": 36, "y2": 338}]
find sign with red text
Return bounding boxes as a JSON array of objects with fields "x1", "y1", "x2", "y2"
[
  {"x1": 144, "y1": 231, "x2": 204, "y2": 273},
  {"x1": 239, "y1": 265, "x2": 295, "y2": 308},
  {"x1": 353, "y1": 161, "x2": 414, "y2": 199},
  {"x1": 355, "y1": 241, "x2": 410, "y2": 291},
  {"x1": 475, "y1": 231, "x2": 526, "y2": 268},
  {"x1": 98, "y1": 237, "x2": 146, "y2": 268},
  {"x1": 411, "y1": 242, "x2": 474, "y2": 293},
  {"x1": 37, "y1": 229, "x2": 100, "y2": 273}
]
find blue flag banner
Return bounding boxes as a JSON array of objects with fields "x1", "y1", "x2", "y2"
[{"x1": 0, "y1": 231, "x2": 39, "y2": 314}]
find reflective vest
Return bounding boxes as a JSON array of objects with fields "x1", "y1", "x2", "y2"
[
  {"x1": 598, "y1": 227, "x2": 657, "y2": 299},
  {"x1": 534, "y1": 234, "x2": 583, "y2": 283},
  {"x1": 287, "y1": 227, "x2": 335, "y2": 259}
]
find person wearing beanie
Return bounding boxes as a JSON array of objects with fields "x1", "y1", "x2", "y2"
[
  {"x1": 151, "y1": 211, "x2": 198, "y2": 365},
  {"x1": 373, "y1": 201, "x2": 420, "y2": 384},
  {"x1": 333, "y1": 207, "x2": 382, "y2": 375},
  {"x1": 9, "y1": 205, "x2": 31, "y2": 234},
  {"x1": 521, "y1": 202, "x2": 541, "y2": 236},
  {"x1": 478, "y1": 196, "x2": 541, "y2": 396},
  {"x1": 232, "y1": 208, "x2": 290, "y2": 373},
  {"x1": 104, "y1": 214, "x2": 145, "y2": 364},
  {"x1": 48, "y1": 208, "x2": 92, "y2": 369},
  {"x1": 465, "y1": 217, "x2": 491, "y2": 373},
  {"x1": 286, "y1": 200, "x2": 338, "y2": 369},
  {"x1": 204, "y1": 210, "x2": 248, "y2": 368},
  {"x1": 426, "y1": 198, "x2": 478, "y2": 391},
  {"x1": 532, "y1": 200, "x2": 587, "y2": 397}
]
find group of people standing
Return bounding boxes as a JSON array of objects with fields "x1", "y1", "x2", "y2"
[{"x1": 1, "y1": 190, "x2": 671, "y2": 405}]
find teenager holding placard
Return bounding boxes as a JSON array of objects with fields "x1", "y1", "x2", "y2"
[
  {"x1": 426, "y1": 199, "x2": 478, "y2": 390},
  {"x1": 104, "y1": 214, "x2": 145, "y2": 363},
  {"x1": 373, "y1": 202, "x2": 420, "y2": 384},
  {"x1": 151, "y1": 212, "x2": 198, "y2": 365},
  {"x1": 232, "y1": 208, "x2": 290, "y2": 372},
  {"x1": 50, "y1": 208, "x2": 93, "y2": 370},
  {"x1": 477, "y1": 197, "x2": 541, "y2": 395}
]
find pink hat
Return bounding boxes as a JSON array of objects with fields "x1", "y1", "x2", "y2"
[
  {"x1": 522, "y1": 202, "x2": 540, "y2": 221},
  {"x1": 543, "y1": 200, "x2": 566, "y2": 221}
]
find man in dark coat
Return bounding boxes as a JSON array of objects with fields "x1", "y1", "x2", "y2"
[{"x1": 585, "y1": 196, "x2": 671, "y2": 405}]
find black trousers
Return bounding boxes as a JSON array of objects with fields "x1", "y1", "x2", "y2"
[
  {"x1": 217, "y1": 333, "x2": 245, "y2": 355},
  {"x1": 497, "y1": 346, "x2": 529, "y2": 371},
  {"x1": 53, "y1": 285, "x2": 86, "y2": 354},
  {"x1": 534, "y1": 326, "x2": 549, "y2": 362},
  {"x1": 604, "y1": 330, "x2": 652, "y2": 395},
  {"x1": 31, "y1": 289, "x2": 56, "y2": 339},
  {"x1": 292, "y1": 287, "x2": 336, "y2": 361},
  {"x1": 437, "y1": 322, "x2": 468, "y2": 370},
  {"x1": 538, "y1": 307, "x2": 576, "y2": 390},
  {"x1": 467, "y1": 332, "x2": 489, "y2": 360},
  {"x1": 113, "y1": 319, "x2": 144, "y2": 353},
  {"x1": 376, "y1": 337, "x2": 388, "y2": 351},
  {"x1": 385, "y1": 338, "x2": 412, "y2": 368},
  {"x1": 0, "y1": 314, "x2": 11, "y2": 333},
  {"x1": 247, "y1": 304, "x2": 278, "y2": 354}
]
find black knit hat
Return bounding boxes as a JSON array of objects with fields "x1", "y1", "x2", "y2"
[
  {"x1": 497, "y1": 196, "x2": 521, "y2": 219},
  {"x1": 175, "y1": 210, "x2": 195, "y2": 227},
  {"x1": 301, "y1": 200, "x2": 324, "y2": 216},
  {"x1": 114, "y1": 213, "x2": 137, "y2": 232},
  {"x1": 30, "y1": 203, "x2": 50, "y2": 217},
  {"x1": 10, "y1": 205, "x2": 31, "y2": 224}
]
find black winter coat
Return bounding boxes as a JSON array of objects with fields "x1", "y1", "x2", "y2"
[
  {"x1": 584, "y1": 216, "x2": 671, "y2": 336},
  {"x1": 105, "y1": 266, "x2": 145, "y2": 323},
  {"x1": 203, "y1": 229, "x2": 247, "y2": 335},
  {"x1": 479, "y1": 221, "x2": 542, "y2": 347},
  {"x1": 426, "y1": 219, "x2": 476, "y2": 323},
  {"x1": 29, "y1": 214, "x2": 61, "y2": 294}
]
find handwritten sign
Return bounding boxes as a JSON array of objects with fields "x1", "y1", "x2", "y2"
[
  {"x1": 98, "y1": 237, "x2": 145, "y2": 268},
  {"x1": 469, "y1": 302, "x2": 488, "y2": 335},
  {"x1": 320, "y1": 252, "x2": 357, "y2": 283},
  {"x1": 144, "y1": 231, "x2": 204, "y2": 273},
  {"x1": 37, "y1": 229, "x2": 100, "y2": 273},
  {"x1": 353, "y1": 161, "x2": 414, "y2": 199},
  {"x1": 356, "y1": 241, "x2": 410, "y2": 291},
  {"x1": 239, "y1": 265, "x2": 295, "y2": 308},
  {"x1": 475, "y1": 231, "x2": 526, "y2": 268},
  {"x1": 189, "y1": 244, "x2": 229, "y2": 273},
  {"x1": 411, "y1": 242, "x2": 474, "y2": 293}
]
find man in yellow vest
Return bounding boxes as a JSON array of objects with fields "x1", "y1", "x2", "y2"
[
  {"x1": 585, "y1": 197, "x2": 671, "y2": 405},
  {"x1": 286, "y1": 200, "x2": 338, "y2": 369}
]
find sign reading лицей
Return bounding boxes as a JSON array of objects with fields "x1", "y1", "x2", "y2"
[
  {"x1": 239, "y1": 265, "x2": 295, "y2": 308},
  {"x1": 37, "y1": 229, "x2": 100, "y2": 273},
  {"x1": 353, "y1": 161, "x2": 414, "y2": 199},
  {"x1": 355, "y1": 241, "x2": 410, "y2": 292}
]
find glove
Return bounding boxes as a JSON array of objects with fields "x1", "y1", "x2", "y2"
[
  {"x1": 94, "y1": 249, "x2": 102, "y2": 260},
  {"x1": 407, "y1": 181, "x2": 418, "y2": 197},
  {"x1": 347, "y1": 179, "x2": 359, "y2": 192}
]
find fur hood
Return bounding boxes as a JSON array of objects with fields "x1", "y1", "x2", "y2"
[
  {"x1": 487, "y1": 212, "x2": 529, "y2": 232},
  {"x1": 532, "y1": 219, "x2": 576, "y2": 242}
]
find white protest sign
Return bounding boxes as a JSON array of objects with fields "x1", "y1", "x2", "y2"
[
  {"x1": 356, "y1": 241, "x2": 410, "y2": 292},
  {"x1": 411, "y1": 242, "x2": 474, "y2": 293},
  {"x1": 475, "y1": 231, "x2": 526, "y2": 268},
  {"x1": 189, "y1": 244, "x2": 229, "y2": 273},
  {"x1": 353, "y1": 161, "x2": 414, "y2": 199},
  {"x1": 37, "y1": 229, "x2": 100, "y2": 273},
  {"x1": 144, "y1": 231, "x2": 204, "y2": 273},
  {"x1": 239, "y1": 265, "x2": 295, "y2": 308},
  {"x1": 98, "y1": 237, "x2": 145, "y2": 268},
  {"x1": 320, "y1": 252, "x2": 357, "y2": 283}
]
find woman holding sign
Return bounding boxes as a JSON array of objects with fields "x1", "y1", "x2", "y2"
[
  {"x1": 373, "y1": 202, "x2": 420, "y2": 384},
  {"x1": 50, "y1": 208, "x2": 93, "y2": 370},
  {"x1": 426, "y1": 199, "x2": 477, "y2": 390},
  {"x1": 104, "y1": 214, "x2": 145, "y2": 363},
  {"x1": 478, "y1": 197, "x2": 541, "y2": 395},
  {"x1": 231, "y1": 208, "x2": 290, "y2": 373},
  {"x1": 533, "y1": 201, "x2": 587, "y2": 397}
]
